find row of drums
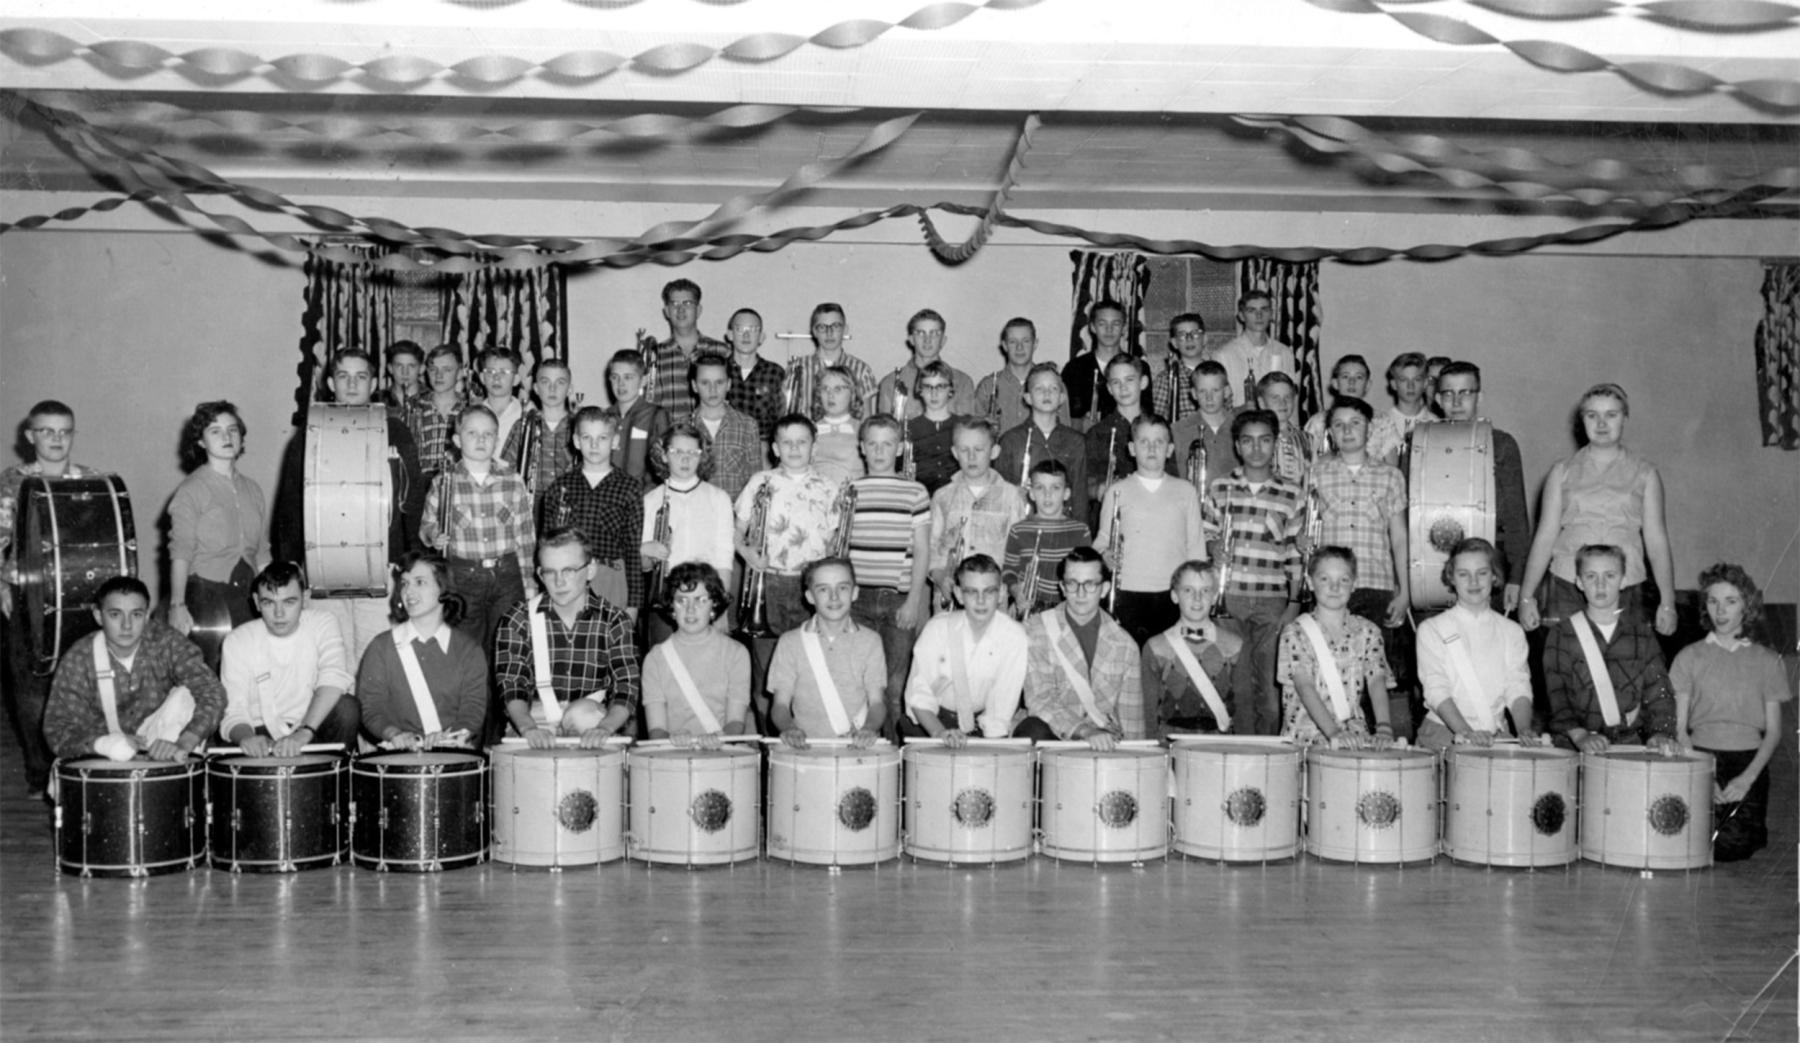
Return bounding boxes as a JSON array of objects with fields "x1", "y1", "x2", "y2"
[{"x1": 51, "y1": 737, "x2": 1717, "y2": 878}]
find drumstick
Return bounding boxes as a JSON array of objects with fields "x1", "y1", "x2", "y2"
[
  {"x1": 1166, "y1": 734, "x2": 1296, "y2": 748},
  {"x1": 498, "y1": 735, "x2": 631, "y2": 748},
  {"x1": 635, "y1": 735, "x2": 763, "y2": 750},
  {"x1": 897, "y1": 737, "x2": 1035, "y2": 748},
  {"x1": 755, "y1": 736, "x2": 894, "y2": 749},
  {"x1": 207, "y1": 743, "x2": 347, "y2": 756},
  {"x1": 1036, "y1": 739, "x2": 1163, "y2": 750}
]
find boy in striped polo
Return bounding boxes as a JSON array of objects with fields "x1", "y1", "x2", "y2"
[
  {"x1": 1205, "y1": 409, "x2": 1304, "y2": 736},
  {"x1": 844, "y1": 413, "x2": 932, "y2": 738},
  {"x1": 1002, "y1": 459, "x2": 1090, "y2": 619}
]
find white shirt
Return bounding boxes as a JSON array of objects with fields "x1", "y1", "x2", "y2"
[
  {"x1": 642, "y1": 479, "x2": 736, "y2": 579},
  {"x1": 1212, "y1": 334, "x2": 1295, "y2": 404},
  {"x1": 1417, "y1": 603, "x2": 1531, "y2": 733},
  {"x1": 905, "y1": 611, "x2": 1029, "y2": 737},
  {"x1": 219, "y1": 610, "x2": 351, "y2": 738}
]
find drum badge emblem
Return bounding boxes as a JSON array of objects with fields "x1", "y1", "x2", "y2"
[
  {"x1": 1224, "y1": 787, "x2": 1266, "y2": 827},
  {"x1": 1530, "y1": 792, "x2": 1566, "y2": 836},
  {"x1": 1647, "y1": 794, "x2": 1688, "y2": 836},
  {"x1": 1427, "y1": 514, "x2": 1465, "y2": 555},
  {"x1": 837, "y1": 787, "x2": 877, "y2": 831},
  {"x1": 558, "y1": 790, "x2": 598, "y2": 833},
  {"x1": 690, "y1": 789, "x2": 734, "y2": 833},
  {"x1": 951, "y1": 788, "x2": 994, "y2": 828},
  {"x1": 1096, "y1": 790, "x2": 1138, "y2": 829},
  {"x1": 1356, "y1": 790, "x2": 1401, "y2": 830}
]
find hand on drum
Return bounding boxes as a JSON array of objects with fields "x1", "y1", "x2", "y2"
[
  {"x1": 1646, "y1": 734, "x2": 1678, "y2": 756},
  {"x1": 524, "y1": 727, "x2": 557, "y2": 750},
  {"x1": 577, "y1": 727, "x2": 614, "y2": 750},
  {"x1": 1082, "y1": 730, "x2": 1119, "y2": 752},
  {"x1": 239, "y1": 734, "x2": 275, "y2": 758},
  {"x1": 849, "y1": 728, "x2": 878, "y2": 750},
  {"x1": 941, "y1": 728, "x2": 970, "y2": 749},
  {"x1": 1460, "y1": 730, "x2": 1497, "y2": 748},
  {"x1": 271, "y1": 732, "x2": 310, "y2": 758},
  {"x1": 687, "y1": 731, "x2": 725, "y2": 750},
  {"x1": 145, "y1": 738, "x2": 188, "y2": 762},
  {"x1": 388, "y1": 732, "x2": 424, "y2": 751},
  {"x1": 1577, "y1": 733, "x2": 1611, "y2": 755},
  {"x1": 781, "y1": 728, "x2": 810, "y2": 750},
  {"x1": 1328, "y1": 730, "x2": 1366, "y2": 751},
  {"x1": 1366, "y1": 728, "x2": 1395, "y2": 752}
]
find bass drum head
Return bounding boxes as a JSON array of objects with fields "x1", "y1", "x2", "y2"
[
  {"x1": 1408, "y1": 421, "x2": 1495, "y2": 611},
  {"x1": 303, "y1": 404, "x2": 392, "y2": 597},
  {"x1": 17, "y1": 474, "x2": 137, "y2": 674}
]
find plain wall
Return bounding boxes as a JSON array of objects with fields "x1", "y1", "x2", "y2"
[{"x1": 3, "y1": 228, "x2": 1794, "y2": 606}]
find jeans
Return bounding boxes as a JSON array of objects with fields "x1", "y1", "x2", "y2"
[
  {"x1": 851, "y1": 587, "x2": 919, "y2": 740},
  {"x1": 1223, "y1": 592, "x2": 1290, "y2": 737}
]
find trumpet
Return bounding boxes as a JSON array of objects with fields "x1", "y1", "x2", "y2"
[
  {"x1": 984, "y1": 370, "x2": 1002, "y2": 426},
  {"x1": 640, "y1": 488, "x2": 673, "y2": 645},
  {"x1": 936, "y1": 521, "x2": 966, "y2": 613},
  {"x1": 1012, "y1": 528, "x2": 1044, "y2": 622},
  {"x1": 733, "y1": 480, "x2": 775, "y2": 638},
  {"x1": 1105, "y1": 492, "x2": 1124, "y2": 615},
  {"x1": 1212, "y1": 490, "x2": 1235, "y2": 620},
  {"x1": 1185, "y1": 435, "x2": 1208, "y2": 491},
  {"x1": 1103, "y1": 425, "x2": 1118, "y2": 490},
  {"x1": 827, "y1": 479, "x2": 859, "y2": 557}
]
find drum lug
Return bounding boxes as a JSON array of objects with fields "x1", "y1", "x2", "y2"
[
  {"x1": 378, "y1": 807, "x2": 389, "y2": 830},
  {"x1": 82, "y1": 810, "x2": 93, "y2": 836},
  {"x1": 230, "y1": 808, "x2": 242, "y2": 832},
  {"x1": 184, "y1": 805, "x2": 196, "y2": 829}
]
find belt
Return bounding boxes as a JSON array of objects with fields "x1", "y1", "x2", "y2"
[
  {"x1": 768, "y1": 569, "x2": 804, "y2": 579},
  {"x1": 450, "y1": 555, "x2": 509, "y2": 569}
]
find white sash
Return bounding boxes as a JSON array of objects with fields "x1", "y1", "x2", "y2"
[
  {"x1": 252, "y1": 670, "x2": 289, "y2": 739},
  {"x1": 800, "y1": 629, "x2": 865, "y2": 735},
  {"x1": 1042, "y1": 610, "x2": 1107, "y2": 728},
  {"x1": 1164, "y1": 627, "x2": 1231, "y2": 730},
  {"x1": 660, "y1": 642, "x2": 723, "y2": 734},
  {"x1": 1570, "y1": 615, "x2": 1623, "y2": 728},
  {"x1": 1439, "y1": 628, "x2": 1496, "y2": 733},
  {"x1": 1295, "y1": 615, "x2": 1353, "y2": 724},
  {"x1": 525, "y1": 595, "x2": 565, "y2": 727},
  {"x1": 392, "y1": 629, "x2": 444, "y2": 734},
  {"x1": 91, "y1": 637, "x2": 123, "y2": 736},
  {"x1": 947, "y1": 623, "x2": 976, "y2": 732}
]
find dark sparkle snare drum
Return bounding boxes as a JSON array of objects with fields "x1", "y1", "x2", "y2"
[
  {"x1": 350, "y1": 750, "x2": 488, "y2": 872},
  {"x1": 208, "y1": 751, "x2": 348, "y2": 873},
  {"x1": 54, "y1": 756, "x2": 205, "y2": 877}
]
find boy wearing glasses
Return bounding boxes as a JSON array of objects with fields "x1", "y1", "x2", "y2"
[
  {"x1": 475, "y1": 349, "x2": 528, "y2": 454},
  {"x1": 877, "y1": 308, "x2": 977, "y2": 419},
  {"x1": 1015, "y1": 547, "x2": 1146, "y2": 746},
  {"x1": 902, "y1": 553, "x2": 1028, "y2": 743},
  {"x1": 785, "y1": 302, "x2": 877, "y2": 422},
  {"x1": 542, "y1": 406, "x2": 645, "y2": 618},
  {"x1": 905, "y1": 360, "x2": 966, "y2": 495},
  {"x1": 496, "y1": 528, "x2": 639, "y2": 747},
  {"x1": 1433, "y1": 362, "x2": 1530, "y2": 615},
  {"x1": 1, "y1": 400, "x2": 100, "y2": 797}
]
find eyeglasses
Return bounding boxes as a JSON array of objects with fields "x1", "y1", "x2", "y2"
[
  {"x1": 667, "y1": 448, "x2": 703, "y2": 459},
  {"x1": 30, "y1": 427, "x2": 74, "y2": 439},
  {"x1": 538, "y1": 563, "x2": 591, "y2": 583},
  {"x1": 812, "y1": 323, "x2": 845, "y2": 334},
  {"x1": 1062, "y1": 579, "x2": 1105, "y2": 593},
  {"x1": 1438, "y1": 389, "x2": 1478, "y2": 402}
]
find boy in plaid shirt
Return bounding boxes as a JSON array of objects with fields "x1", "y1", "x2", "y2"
[
  {"x1": 542, "y1": 406, "x2": 645, "y2": 619},
  {"x1": 1205, "y1": 409, "x2": 1303, "y2": 736}
]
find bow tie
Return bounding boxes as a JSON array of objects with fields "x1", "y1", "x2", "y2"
[{"x1": 1180, "y1": 627, "x2": 1210, "y2": 641}]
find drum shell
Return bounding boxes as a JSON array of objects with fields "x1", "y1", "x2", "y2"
[
  {"x1": 350, "y1": 751, "x2": 489, "y2": 871},
  {"x1": 54, "y1": 757, "x2": 205, "y2": 877},
  {"x1": 17, "y1": 474, "x2": 136, "y2": 675},
  {"x1": 1038, "y1": 747, "x2": 1168, "y2": 863},
  {"x1": 902, "y1": 746, "x2": 1034, "y2": 865},
  {"x1": 1171, "y1": 738, "x2": 1302, "y2": 862},
  {"x1": 766, "y1": 745, "x2": 901, "y2": 866},
  {"x1": 626, "y1": 747, "x2": 761, "y2": 866},
  {"x1": 1579, "y1": 746, "x2": 1713, "y2": 870},
  {"x1": 1443, "y1": 746, "x2": 1578, "y2": 867},
  {"x1": 1305, "y1": 747, "x2": 1439, "y2": 864},
  {"x1": 1407, "y1": 421, "x2": 1495, "y2": 610},
  {"x1": 304, "y1": 404, "x2": 392, "y2": 596},
  {"x1": 207, "y1": 752, "x2": 348, "y2": 872},
  {"x1": 492, "y1": 746, "x2": 625, "y2": 867}
]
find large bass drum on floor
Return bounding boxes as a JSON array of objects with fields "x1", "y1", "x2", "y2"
[
  {"x1": 14, "y1": 474, "x2": 137, "y2": 675},
  {"x1": 304, "y1": 404, "x2": 392, "y2": 597},
  {"x1": 1407, "y1": 420, "x2": 1495, "y2": 610}
]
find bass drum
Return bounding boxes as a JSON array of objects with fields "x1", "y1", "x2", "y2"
[
  {"x1": 1408, "y1": 420, "x2": 1495, "y2": 610},
  {"x1": 304, "y1": 404, "x2": 391, "y2": 597},
  {"x1": 15, "y1": 474, "x2": 136, "y2": 675}
]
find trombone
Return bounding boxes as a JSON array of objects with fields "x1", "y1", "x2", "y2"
[{"x1": 1105, "y1": 492, "x2": 1124, "y2": 615}]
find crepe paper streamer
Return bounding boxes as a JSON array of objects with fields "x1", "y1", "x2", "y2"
[{"x1": 917, "y1": 112, "x2": 1040, "y2": 264}]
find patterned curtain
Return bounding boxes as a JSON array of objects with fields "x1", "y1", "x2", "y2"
[
  {"x1": 1238, "y1": 258, "x2": 1323, "y2": 418},
  {"x1": 440, "y1": 262, "x2": 568, "y2": 377},
  {"x1": 1067, "y1": 249, "x2": 1150, "y2": 361},
  {"x1": 1755, "y1": 262, "x2": 1800, "y2": 450},
  {"x1": 295, "y1": 243, "x2": 395, "y2": 423}
]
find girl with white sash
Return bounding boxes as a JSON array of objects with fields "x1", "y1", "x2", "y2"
[
  {"x1": 769, "y1": 558, "x2": 886, "y2": 749},
  {"x1": 643, "y1": 563, "x2": 751, "y2": 748},
  {"x1": 1415, "y1": 538, "x2": 1539, "y2": 750},
  {"x1": 1276, "y1": 547, "x2": 1394, "y2": 748},
  {"x1": 356, "y1": 553, "x2": 488, "y2": 750}
]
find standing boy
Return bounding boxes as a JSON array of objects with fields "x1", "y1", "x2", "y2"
[
  {"x1": 928, "y1": 419, "x2": 1029, "y2": 614},
  {"x1": 501, "y1": 356, "x2": 577, "y2": 501},
  {"x1": 973, "y1": 318, "x2": 1067, "y2": 436},
  {"x1": 687, "y1": 352, "x2": 762, "y2": 502},
  {"x1": 541, "y1": 406, "x2": 645, "y2": 617},
  {"x1": 844, "y1": 414, "x2": 932, "y2": 737},
  {"x1": 1001, "y1": 460, "x2": 1091, "y2": 619},
  {"x1": 607, "y1": 349, "x2": 671, "y2": 486},
  {"x1": 1094, "y1": 414, "x2": 1208, "y2": 646},
  {"x1": 996, "y1": 363, "x2": 1090, "y2": 526},
  {"x1": 876, "y1": 308, "x2": 977, "y2": 418}
]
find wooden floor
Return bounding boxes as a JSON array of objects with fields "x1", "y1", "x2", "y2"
[{"x1": 1, "y1": 723, "x2": 1794, "y2": 1042}]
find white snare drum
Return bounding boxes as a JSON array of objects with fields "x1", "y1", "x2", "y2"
[
  {"x1": 492, "y1": 743, "x2": 625, "y2": 868},
  {"x1": 626, "y1": 746, "x2": 760, "y2": 867},
  {"x1": 1037, "y1": 744, "x2": 1168, "y2": 864},
  {"x1": 1408, "y1": 420, "x2": 1495, "y2": 610},
  {"x1": 304, "y1": 404, "x2": 392, "y2": 596},
  {"x1": 1305, "y1": 747, "x2": 1439, "y2": 864},
  {"x1": 1580, "y1": 746, "x2": 1713, "y2": 870},
  {"x1": 902, "y1": 744, "x2": 1034, "y2": 865},
  {"x1": 1170, "y1": 737, "x2": 1302, "y2": 862},
  {"x1": 767, "y1": 743, "x2": 901, "y2": 867},
  {"x1": 1442, "y1": 745, "x2": 1578, "y2": 867}
]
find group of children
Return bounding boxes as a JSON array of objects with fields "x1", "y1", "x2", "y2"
[{"x1": 1, "y1": 283, "x2": 1789, "y2": 864}]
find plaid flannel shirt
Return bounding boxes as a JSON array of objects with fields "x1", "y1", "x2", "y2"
[
  {"x1": 494, "y1": 592, "x2": 640, "y2": 717},
  {"x1": 420, "y1": 460, "x2": 535, "y2": 574},
  {"x1": 646, "y1": 334, "x2": 731, "y2": 415},
  {"x1": 726, "y1": 355, "x2": 788, "y2": 446},
  {"x1": 541, "y1": 467, "x2": 646, "y2": 608}
]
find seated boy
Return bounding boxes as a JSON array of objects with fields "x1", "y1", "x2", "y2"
[
  {"x1": 902, "y1": 553, "x2": 1028, "y2": 744},
  {"x1": 1541, "y1": 544, "x2": 1677, "y2": 753},
  {"x1": 1001, "y1": 460, "x2": 1091, "y2": 618},
  {"x1": 219, "y1": 562, "x2": 361, "y2": 755},
  {"x1": 1141, "y1": 561, "x2": 1242, "y2": 738},
  {"x1": 769, "y1": 556, "x2": 886, "y2": 748},
  {"x1": 43, "y1": 576, "x2": 225, "y2": 763},
  {"x1": 1014, "y1": 547, "x2": 1146, "y2": 747}
]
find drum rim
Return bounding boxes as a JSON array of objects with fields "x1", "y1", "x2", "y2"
[{"x1": 58, "y1": 757, "x2": 202, "y2": 776}]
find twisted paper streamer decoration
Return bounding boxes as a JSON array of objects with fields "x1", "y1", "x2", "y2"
[
  {"x1": 1302, "y1": 0, "x2": 1800, "y2": 110},
  {"x1": 0, "y1": 2, "x2": 1042, "y2": 90},
  {"x1": 1470, "y1": 0, "x2": 1800, "y2": 31},
  {"x1": 0, "y1": 189, "x2": 159, "y2": 234},
  {"x1": 917, "y1": 112, "x2": 1039, "y2": 263},
  {"x1": 1235, "y1": 113, "x2": 1800, "y2": 206}
]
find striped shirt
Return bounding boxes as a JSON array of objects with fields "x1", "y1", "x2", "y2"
[
  {"x1": 1001, "y1": 515, "x2": 1091, "y2": 609},
  {"x1": 845, "y1": 475, "x2": 931, "y2": 590},
  {"x1": 645, "y1": 334, "x2": 730, "y2": 415},
  {"x1": 1206, "y1": 470, "x2": 1304, "y2": 596},
  {"x1": 421, "y1": 460, "x2": 535, "y2": 573},
  {"x1": 1311, "y1": 456, "x2": 1406, "y2": 592}
]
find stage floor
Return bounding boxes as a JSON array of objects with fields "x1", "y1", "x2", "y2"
[{"x1": 1, "y1": 724, "x2": 1793, "y2": 1042}]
